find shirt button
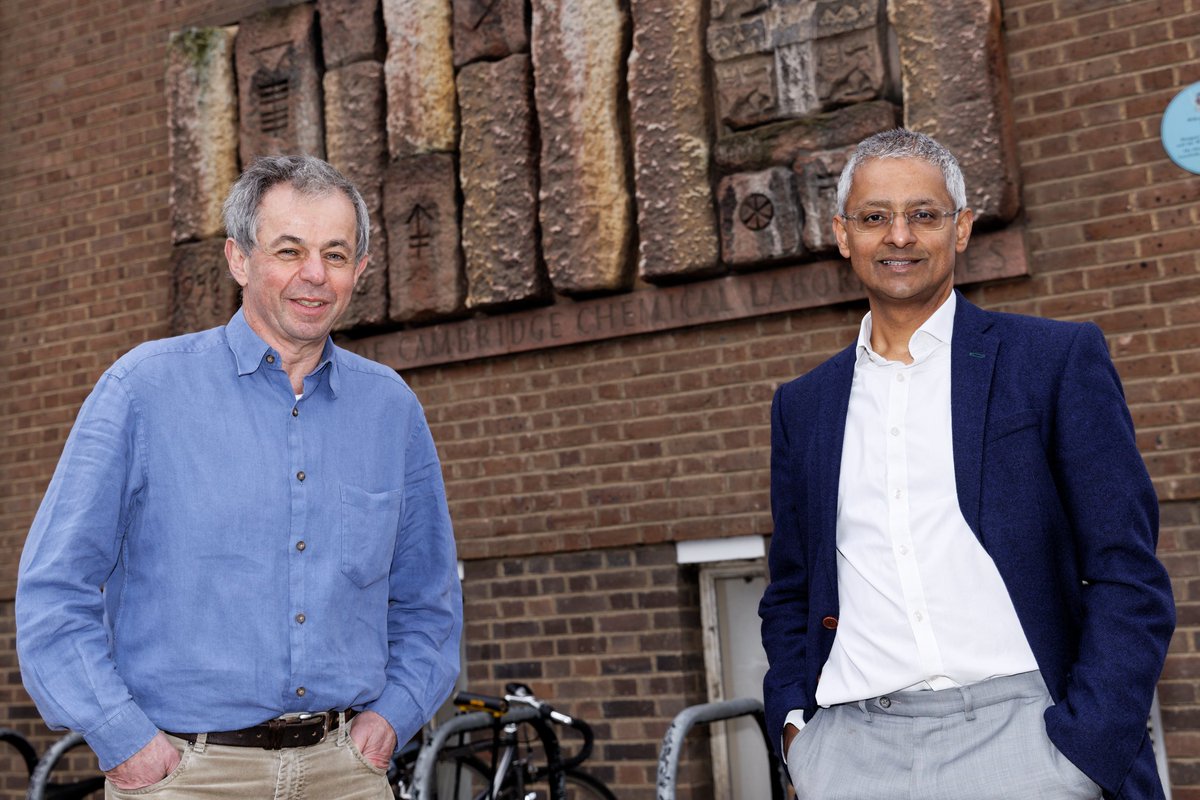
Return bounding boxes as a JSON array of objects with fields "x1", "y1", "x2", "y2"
[
  {"x1": 292, "y1": 407, "x2": 299, "y2": 417},
  {"x1": 898, "y1": 545, "x2": 909, "y2": 555},
  {"x1": 295, "y1": 613, "x2": 306, "y2": 624},
  {"x1": 297, "y1": 471, "x2": 306, "y2": 482},
  {"x1": 896, "y1": 374, "x2": 905, "y2": 382},
  {"x1": 266, "y1": 355, "x2": 276, "y2": 364},
  {"x1": 890, "y1": 427, "x2": 900, "y2": 437},
  {"x1": 296, "y1": 540, "x2": 306, "y2": 551},
  {"x1": 914, "y1": 610, "x2": 924, "y2": 622},
  {"x1": 296, "y1": 687, "x2": 306, "y2": 697}
]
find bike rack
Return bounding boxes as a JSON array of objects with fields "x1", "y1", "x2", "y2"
[
  {"x1": 655, "y1": 697, "x2": 788, "y2": 800},
  {"x1": 411, "y1": 705, "x2": 539, "y2": 800},
  {"x1": 1, "y1": 728, "x2": 40, "y2": 778},
  {"x1": 24, "y1": 730, "x2": 104, "y2": 800}
]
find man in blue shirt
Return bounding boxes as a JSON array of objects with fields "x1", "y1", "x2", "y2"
[{"x1": 16, "y1": 155, "x2": 463, "y2": 798}]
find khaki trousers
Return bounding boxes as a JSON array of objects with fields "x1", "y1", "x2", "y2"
[{"x1": 105, "y1": 717, "x2": 391, "y2": 800}]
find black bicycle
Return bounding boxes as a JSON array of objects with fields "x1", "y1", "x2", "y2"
[{"x1": 390, "y1": 683, "x2": 616, "y2": 800}]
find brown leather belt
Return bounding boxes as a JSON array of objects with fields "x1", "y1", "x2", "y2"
[{"x1": 167, "y1": 709, "x2": 357, "y2": 750}]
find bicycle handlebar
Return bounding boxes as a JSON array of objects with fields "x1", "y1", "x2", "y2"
[
  {"x1": 450, "y1": 686, "x2": 596, "y2": 770},
  {"x1": 453, "y1": 690, "x2": 509, "y2": 715}
]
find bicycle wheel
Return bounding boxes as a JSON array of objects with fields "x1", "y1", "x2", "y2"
[
  {"x1": 562, "y1": 769, "x2": 617, "y2": 800},
  {"x1": 438, "y1": 754, "x2": 517, "y2": 800}
]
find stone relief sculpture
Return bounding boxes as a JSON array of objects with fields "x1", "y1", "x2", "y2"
[{"x1": 166, "y1": 0, "x2": 1022, "y2": 353}]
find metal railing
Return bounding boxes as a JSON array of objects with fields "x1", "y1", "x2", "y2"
[
  {"x1": 1, "y1": 728, "x2": 103, "y2": 800},
  {"x1": 656, "y1": 698, "x2": 787, "y2": 800},
  {"x1": 411, "y1": 705, "x2": 540, "y2": 799}
]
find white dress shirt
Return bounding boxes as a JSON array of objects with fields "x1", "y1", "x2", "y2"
[{"x1": 786, "y1": 293, "x2": 1038, "y2": 733}]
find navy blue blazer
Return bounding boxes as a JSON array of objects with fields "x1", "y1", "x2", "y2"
[{"x1": 760, "y1": 293, "x2": 1175, "y2": 799}]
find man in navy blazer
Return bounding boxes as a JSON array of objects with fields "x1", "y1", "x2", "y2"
[{"x1": 760, "y1": 130, "x2": 1174, "y2": 799}]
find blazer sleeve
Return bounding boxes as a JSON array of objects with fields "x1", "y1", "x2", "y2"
[
  {"x1": 1041, "y1": 323, "x2": 1175, "y2": 795},
  {"x1": 759, "y1": 383, "x2": 815, "y2": 754}
]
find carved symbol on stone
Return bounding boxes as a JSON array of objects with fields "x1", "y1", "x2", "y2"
[
  {"x1": 255, "y1": 75, "x2": 290, "y2": 135},
  {"x1": 472, "y1": 0, "x2": 501, "y2": 30},
  {"x1": 406, "y1": 204, "x2": 433, "y2": 257},
  {"x1": 739, "y1": 193, "x2": 775, "y2": 230}
]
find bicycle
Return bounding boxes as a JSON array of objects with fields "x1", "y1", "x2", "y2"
[{"x1": 390, "y1": 683, "x2": 616, "y2": 800}]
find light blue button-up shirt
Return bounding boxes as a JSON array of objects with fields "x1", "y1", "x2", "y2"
[{"x1": 16, "y1": 310, "x2": 462, "y2": 770}]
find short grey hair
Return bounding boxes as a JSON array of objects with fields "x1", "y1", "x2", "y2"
[
  {"x1": 835, "y1": 129, "x2": 967, "y2": 216},
  {"x1": 222, "y1": 155, "x2": 370, "y2": 262}
]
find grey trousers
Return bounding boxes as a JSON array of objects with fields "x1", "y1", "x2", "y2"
[
  {"x1": 787, "y1": 671, "x2": 1102, "y2": 800},
  {"x1": 104, "y1": 715, "x2": 391, "y2": 800}
]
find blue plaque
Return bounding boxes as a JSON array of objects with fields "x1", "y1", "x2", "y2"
[{"x1": 1162, "y1": 81, "x2": 1200, "y2": 174}]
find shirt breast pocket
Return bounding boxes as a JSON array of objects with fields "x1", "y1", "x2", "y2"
[{"x1": 340, "y1": 485, "x2": 403, "y2": 588}]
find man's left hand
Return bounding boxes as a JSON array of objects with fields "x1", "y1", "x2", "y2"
[{"x1": 349, "y1": 710, "x2": 397, "y2": 770}]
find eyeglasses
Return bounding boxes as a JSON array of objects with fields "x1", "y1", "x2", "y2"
[{"x1": 841, "y1": 208, "x2": 963, "y2": 234}]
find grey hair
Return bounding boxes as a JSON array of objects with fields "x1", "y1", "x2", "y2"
[
  {"x1": 835, "y1": 129, "x2": 967, "y2": 216},
  {"x1": 222, "y1": 155, "x2": 370, "y2": 262}
]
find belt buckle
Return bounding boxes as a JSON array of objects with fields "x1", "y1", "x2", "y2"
[{"x1": 295, "y1": 711, "x2": 333, "y2": 741}]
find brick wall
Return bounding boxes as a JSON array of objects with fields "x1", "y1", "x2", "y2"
[
  {"x1": 1, "y1": 0, "x2": 1199, "y2": 798},
  {"x1": 462, "y1": 544, "x2": 712, "y2": 796},
  {"x1": 999, "y1": 3, "x2": 1200, "y2": 792}
]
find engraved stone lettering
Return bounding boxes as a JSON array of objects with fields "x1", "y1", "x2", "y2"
[
  {"x1": 406, "y1": 204, "x2": 434, "y2": 257},
  {"x1": 739, "y1": 193, "x2": 775, "y2": 231},
  {"x1": 256, "y1": 76, "x2": 290, "y2": 135},
  {"x1": 383, "y1": 153, "x2": 464, "y2": 321}
]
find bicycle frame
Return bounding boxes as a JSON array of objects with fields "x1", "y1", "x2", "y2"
[{"x1": 411, "y1": 707, "x2": 539, "y2": 800}]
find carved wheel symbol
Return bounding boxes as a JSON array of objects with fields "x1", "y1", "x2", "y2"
[{"x1": 739, "y1": 193, "x2": 774, "y2": 230}]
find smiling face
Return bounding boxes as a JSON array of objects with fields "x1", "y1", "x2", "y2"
[
  {"x1": 226, "y1": 183, "x2": 366, "y2": 361},
  {"x1": 833, "y1": 157, "x2": 973, "y2": 316}
]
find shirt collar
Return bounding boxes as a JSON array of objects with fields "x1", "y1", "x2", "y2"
[
  {"x1": 224, "y1": 308, "x2": 342, "y2": 396},
  {"x1": 856, "y1": 291, "x2": 957, "y2": 366}
]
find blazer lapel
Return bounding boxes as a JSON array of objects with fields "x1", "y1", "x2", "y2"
[
  {"x1": 951, "y1": 294, "x2": 999, "y2": 541},
  {"x1": 816, "y1": 343, "x2": 856, "y2": 574}
]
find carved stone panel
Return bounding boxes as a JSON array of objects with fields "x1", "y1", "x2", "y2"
[
  {"x1": 532, "y1": 0, "x2": 634, "y2": 294},
  {"x1": 324, "y1": 62, "x2": 387, "y2": 213},
  {"x1": 235, "y1": 3, "x2": 325, "y2": 164},
  {"x1": 166, "y1": 26, "x2": 239, "y2": 244},
  {"x1": 890, "y1": 0, "x2": 1020, "y2": 223},
  {"x1": 718, "y1": 167, "x2": 805, "y2": 267},
  {"x1": 318, "y1": 0, "x2": 385, "y2": 69},
  {"x1": 452, "y1": 0, "x2": 528, "y2": 67},
  {"x1": 383, "y1": 154, "x2": 465, "y2": 322},
  {"x1": 814, "y1": 26, "x2": 885, "y2": 107},
  {"x1": 714, "y1": 99, "x2": 899, "y2": 173},
  {"x1": 337, "y1": 211, "x2": 389, "y2": 330},
  {"x1": 629, "y1": 0, "x2": 720, "y2": 282},
  {"x1": 325, "y1": 61, "x2": 388, "y2": 327},
  {"x1": 794, "y1": 147, "x2": 853, "y2": 253},
  {"x1": 382, "y1": 0, "x2": 458, "y2": 157},
  {"x1": 713, "y1": 55, "x2": 779, "y2": 131},
  {"x1": 708, "y1": 0, "x2": 887, "y2": 130},
  {"x1": 457, "y1": 56, "x2": 547, "y2": 311},
  {"x1": 170, "y1": 239, "x2": 241, "y2": 336}
]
